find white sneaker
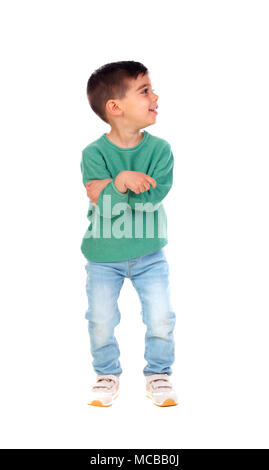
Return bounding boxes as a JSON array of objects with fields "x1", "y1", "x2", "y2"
[
  {"x1": 88, "y1": 374, "x2": 120, "y2": 407},
  {"x1": 146, "y1": 373, "x2": 178, "y2": 407}
]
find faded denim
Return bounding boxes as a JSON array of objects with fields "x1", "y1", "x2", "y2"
[{"x1": 84, "y1": 247, "x2": 176, "y2": 376}]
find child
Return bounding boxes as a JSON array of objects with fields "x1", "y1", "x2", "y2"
[{"x1": 81, "y1": 61, "x2": 178, "y2": 407}]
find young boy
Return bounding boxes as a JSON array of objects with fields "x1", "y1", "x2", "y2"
[{"x1": 81, "y1": 61, "x2": 178, "y2": 407}]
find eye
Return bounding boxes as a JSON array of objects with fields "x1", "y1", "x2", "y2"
[{"x1": 142, "y1": 88, "x2": 155, "y2": 94}]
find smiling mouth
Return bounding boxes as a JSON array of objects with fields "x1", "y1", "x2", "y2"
[{"x1": 149, "y1": 108, "x2": 158, "y2": 115}]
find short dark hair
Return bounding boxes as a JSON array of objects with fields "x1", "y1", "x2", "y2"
[{"x1": 86, "y1": 61, "x2": 148, "y2": 124}]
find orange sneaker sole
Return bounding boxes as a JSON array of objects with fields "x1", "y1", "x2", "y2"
[
  {"x1": 88, "y1": 391, "x2": 119, "y2": 407},
  {"x1": 146, "y1": 394, "x2": 178, "y2": 407},
  {"x1": 88, "y1": 400, "x2": 112, "y2": 407},
  {"x1": 155, "y1": 398, "x2": 178, "y2": 407}
]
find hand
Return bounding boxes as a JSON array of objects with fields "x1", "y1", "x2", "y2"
[
  {"x1": 86, "y1": 178, "x2": 112, "y2": 205},
  {"x1": 115, "y1": 171, "x2": 157, "y2": 195}
]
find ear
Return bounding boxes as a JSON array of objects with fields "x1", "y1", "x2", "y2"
[{"x1": 106, "y1": 99, "x2": 122, "y2": 117}]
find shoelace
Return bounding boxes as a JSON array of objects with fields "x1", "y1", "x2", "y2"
[{"x1": 92, "y1": 375, "x2": 117, "y2": 391}]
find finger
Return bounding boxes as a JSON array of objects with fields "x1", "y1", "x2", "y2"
[
  {"x1": 145, "y1": 176, "x2": 157, "y2": 188},
  {"x1": 139, "y1": 183, "x2": 147, "y2": 193},
  {"x1": 139, "y1": 184, "x2": 148, "y2": 193}
]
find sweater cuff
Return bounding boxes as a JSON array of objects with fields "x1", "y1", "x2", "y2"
[{"x1": 111, "y1": 179, "x2": 129, "y2": 199}]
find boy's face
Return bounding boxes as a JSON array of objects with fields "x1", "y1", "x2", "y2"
[{"x1": 106, "y1": 73, "x2": 159, "y2": 128}]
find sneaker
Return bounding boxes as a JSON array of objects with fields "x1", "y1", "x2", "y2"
[
  {"x1": 88, "y1": 374, "x2": 120, "y2": 407},
  {"x1": 146, "y1": 373, "x2": 178, "y2": 407}
]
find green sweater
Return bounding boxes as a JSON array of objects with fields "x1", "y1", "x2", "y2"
[{"x1": 80, "y1": 130, "x2": 174, "y2": 262}]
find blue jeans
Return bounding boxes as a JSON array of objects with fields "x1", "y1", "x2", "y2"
[{"x1": 84, "y1": 248, "x2": 176, "y2": 376}]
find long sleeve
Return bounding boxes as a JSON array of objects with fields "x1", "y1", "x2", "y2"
[
  {"x1": 80, "y1": 131, "x2": 172, "y2": 262},
  {"x1": 127, "y1": 144, "x2": 174, "y2": 212},
  {"x1": 81, "y1": 148, "x2": 112, "y2": 186},
  {"x1": 81, "y1": 148, "x2": 129, "y2": 219}
]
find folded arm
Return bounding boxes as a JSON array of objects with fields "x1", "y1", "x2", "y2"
[
  {"x1": 127, "y1": 144, "x2": 174, "y2": 212},
  {"x1": 81, "y1": 149, "x2": 129, "y2": 219},
  {"x1": 86, "y1": 179, "x2": 113, "y2": 205},
  {"x1": 81, "y1": 143, "x2": 174, "y2": 218}
]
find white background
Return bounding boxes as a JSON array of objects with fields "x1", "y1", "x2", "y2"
[{"x1": 0, "y1": 0, "x2": 268, "y2": 449}]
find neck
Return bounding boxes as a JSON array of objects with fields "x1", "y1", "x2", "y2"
[{"x1": 106, "y1": 127, "x2": 144, "y2": 148}]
